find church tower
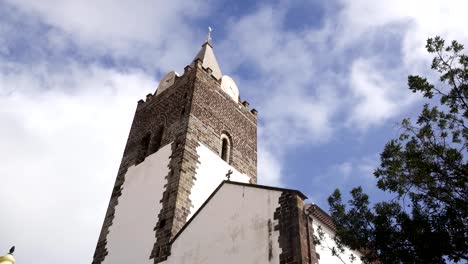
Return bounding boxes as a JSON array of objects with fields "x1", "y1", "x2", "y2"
[{"x1": 92, "y1": 35, "x2": 258, "y2": 264}]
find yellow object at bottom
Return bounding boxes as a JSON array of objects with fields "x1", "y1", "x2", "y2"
[{"x1": 0, "y1": 253, "x2": 15, "y2": 264}]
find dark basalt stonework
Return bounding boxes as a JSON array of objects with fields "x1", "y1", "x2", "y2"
[
  {"x1": 274, "y1": 192, "x2": 316, "y2": 264},
  {"x1": 92, "y1": 60, "x2": 258, "y2": 264}
]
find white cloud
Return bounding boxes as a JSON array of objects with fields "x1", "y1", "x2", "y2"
[
  {"x1": 346, "y1": 58, "x2": 418, "y2": 129},
  {"x1": 3, "y1": 0, "x2": 209, "y2": 71},
  {"x1": 337, "y1": 162, "x2": 353, "y2": 178},
  {"x1": 335, "y1": 1, "x2": 468, "y2": 129},
  {"x1": 337, "y1": 0, "x2": 468, "y2": 70},
  {"x1": 0, "y1": 62, "x2": 155, "y2": 263},
  {"x1": 257, "y1": 146, "x2": 283, "y2": 186}
]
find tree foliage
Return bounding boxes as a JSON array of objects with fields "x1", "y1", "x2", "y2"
[{"x1": 328, "y1": 37, "x2": 468, "y2": 263}]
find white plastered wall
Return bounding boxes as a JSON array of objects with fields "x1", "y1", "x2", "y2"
[
  {"x1": 165, "y1": 183, "x2": 282, "y2": 264},
  {"x1": 188, "y1": 143, "x2": 251, "y2": 219},
  {"x1": 102, "y1": 143, "x2": 173, "y2": 264},
  {"x1": 312, "y1": 218, "x2": 363, "y2": 264}
]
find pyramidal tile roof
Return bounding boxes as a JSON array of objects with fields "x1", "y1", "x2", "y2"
[{"x1": 191, "y1": 40, "x2": 223, "y2": 80}]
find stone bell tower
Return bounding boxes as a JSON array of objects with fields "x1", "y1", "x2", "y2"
[{"x1": 92, "y1": 33, "x2": 258, "y2": 264}]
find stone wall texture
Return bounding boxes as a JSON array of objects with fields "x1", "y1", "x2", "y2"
[{"x1": 274, "y1": 192, "x2": 315, "y2": 264}]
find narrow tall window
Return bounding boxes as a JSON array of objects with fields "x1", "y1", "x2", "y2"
[
  {"x1": 149, "y1": 126, "x2": 164, "y2": 154},
  {"x1": 137, "y1": 133, "x2": 151, "y2": 164},
  {"x1": 221, "y1": 138, "x2": 229, "y2": 161},
  {"x1": 180, "y1": 107, "x2": 185, "y2": 120},
  {"x1": 220, "y1": 134, "x2": 231, "y2": 163}
]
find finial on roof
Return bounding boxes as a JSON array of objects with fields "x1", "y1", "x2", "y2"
[
  {"x1": 206, "y1": 27, "x2": 212, "y2": 44},
  {"x1": 190, "y1": 26, "x2": 223, "y2": 79}
]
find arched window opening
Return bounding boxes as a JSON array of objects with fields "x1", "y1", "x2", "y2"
[{"x1": 220, "y1": 134, "x2": 231, "y2": 163}]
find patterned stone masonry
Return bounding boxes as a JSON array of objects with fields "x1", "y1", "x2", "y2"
[
  {"x1": 274, "y1": 191, "x2": 315, "y2": 264},
  {"x1": 189, "y1": 60, "x2": 258, "y2": 181},
  {"x1": 93, "y1": 56, "x2": 259, "y2": 264}
]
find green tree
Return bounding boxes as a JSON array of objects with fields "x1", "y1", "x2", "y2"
[{"x1": 328, "y1": 36, "x2": 468, "y2": 263}]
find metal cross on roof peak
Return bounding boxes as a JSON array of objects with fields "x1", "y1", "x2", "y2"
[
  {"x1": 226, "y1": 169, "x2": 233, "y2": 181},
  {"x1": 206, "y1": 26, "x2": 212, "y2": 44}
]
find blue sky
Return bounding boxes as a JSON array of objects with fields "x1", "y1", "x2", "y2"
[{"x1": 1, "y1": 0, "x2": 468, "y2": 263}]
